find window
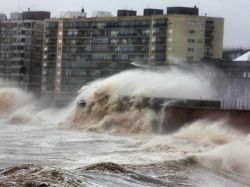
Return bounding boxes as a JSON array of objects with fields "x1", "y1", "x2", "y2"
[
  {"x1": 110, "y1": 31, "x2": 118, "y2": 37},
  {"x1": 197, "y1": 22, "x2": 204, "y2": 26},
  {"x1": 243, "y1": 72, "x2": 247, "y2": 78},
  {"x1": 188, "y1": 30, "x2": 195, "y2": 34},
  {"x1": 197, "y1": 48, "x2": 203, "y2": 53},
  {"x1": 188, "y1": 21, "x2": 196, "y2": 26},
  {"x1": 187, "y1": 56, "x2": 194, "y2": 61},
  {"x1": 187, "y1": 48, "x2": 195, "y2": 52},
  {"x1": 188, "y1": 39, "x2": 195, "y2": 43},
  {"x1": 197, "y1": 39, "x2": 203, "y2": 44}
]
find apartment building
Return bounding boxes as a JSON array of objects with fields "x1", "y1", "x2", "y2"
[
  {"x1": 0, "y1": 11, "x2": 50, "y2": 96},
  {"x1": 166, "y1": 7, "x2": 224, "y2": 63},
  {"x1": 41, "y1": 6, "x2": 224, "y2": 103}
]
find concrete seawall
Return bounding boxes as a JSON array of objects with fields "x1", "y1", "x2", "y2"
[{"x1": 162, "y1": 107, "x2": 250, "y2": 133}]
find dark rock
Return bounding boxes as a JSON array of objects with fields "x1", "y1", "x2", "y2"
[{"x1": 84, "y1": 162, "x2": 127, "y2": 173}]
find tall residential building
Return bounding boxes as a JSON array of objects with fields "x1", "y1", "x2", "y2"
[
  {"x1": 42, "y1": 6, "x2": 224, "y2": 103},
  {"x1": 165, "y1": 7, "x2": 224, "y2": 63},
  {"x1": 0, "y1": 11, "x2": 50, "y2": 96},
  {"x1": 0, "y1": 14, "x2": 6, "y2": 58}
]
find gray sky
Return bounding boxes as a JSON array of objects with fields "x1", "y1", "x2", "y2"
[{"x1": 0, "y1": 0, "x2": 249, "y2": 48}]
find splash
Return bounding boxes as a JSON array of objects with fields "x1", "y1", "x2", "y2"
[
  {"x1": 173, "y1": 120, "x2": 242, "y2": 145},
  {"x1": 0, "y1": 79, "x2": 71, "y2": 125},
  {"x1": 0, "y1": 87, "x2": 34, "y2": 118},
  {"x1": 172, "y1": 121, "x2": 250, "y2": 182},
  {"x1": 61, "y1": 68, "x2": 214, "y2": 133},
  {"x1": 7, "y1": 100, "x2": 73, "y2": 125},
  {"x1": 191, "y1": 135, "x2": 250, "y2": 182}
]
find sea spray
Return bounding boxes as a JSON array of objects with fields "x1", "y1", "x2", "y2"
[
  {"x1": 173, "y1": 120, "x2": 242, "y2": 145},
  {"x1": 76, "y1": 68, "x2": 214, "y2": 100},
  {"x1": 0, "y1": 87, "x2": 34, "y2": 118},
  {"x1": 191, "y1": 136, "x2": 250, "y2": 182},
  {"x1": 0, "y1": 80, "x2": 72, "y2": 125},
  {"x1": 169, "y1": 121, "x2": 250, "y2": 182}
]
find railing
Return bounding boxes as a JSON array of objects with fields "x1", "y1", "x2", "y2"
[
  {"x1": 221, "y1": 100, "x2": 250, "y2": 110},
  {"x1": 189, "y1": 97, "x2": 250, "y2": 111}
]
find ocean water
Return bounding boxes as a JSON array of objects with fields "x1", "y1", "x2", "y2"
[
  {"x1": 0, "y1": 121, "x2": 249, "y2": 187},
  {"x1": 0, "y1": 69, "x2": 249, "y2": 186}
]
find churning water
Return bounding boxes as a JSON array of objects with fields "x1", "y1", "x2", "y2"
[{"x1": 0, "y1": 69, "x2": 249, "y2": 187}]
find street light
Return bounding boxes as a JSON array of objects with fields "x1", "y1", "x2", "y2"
[{"x1": 19, "y1": 59, "x2": 27, "y2": 85}]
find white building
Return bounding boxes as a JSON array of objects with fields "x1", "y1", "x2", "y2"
[
  {"x1": 234, "y1": 51, "x2": 250, "y2": 61},
  {"x1": 92, "y1": 11, "x2": 113, "y2": 17},
  {"x1": 59, "y1": 11, "x2": 86, "y2": 18},
  {"x1": 10, "y1": 12, "x2": 23, "y2": 20}
]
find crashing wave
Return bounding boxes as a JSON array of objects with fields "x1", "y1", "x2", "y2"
[
  {"x1": 60, "y1": 88, "x2": 162, "y2": 134},
  {"x1": 60, "y1": 69, "x2": 214, "y2": 134}
]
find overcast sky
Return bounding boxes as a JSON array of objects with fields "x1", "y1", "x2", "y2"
[{"x1": 0, "y1": 0, "x2": 249, "y2": 48}]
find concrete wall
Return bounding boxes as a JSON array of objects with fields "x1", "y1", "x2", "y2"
[{"x1": 162, "y1": 107, "x2": 250, "y2": 133}]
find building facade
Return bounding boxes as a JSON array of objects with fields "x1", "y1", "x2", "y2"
[
  {"x1": 10, "y1": 12, "x2": 23, "y2": 20},
  {"x1": 212, "y1": 61, "x2": 250, "y2": 109},
  {"x1": 0, "y1": 12, "x2": 50, "y2": 96},
  {"x1": 166, "y1": 15, "x2": 223, "y2": 63},
  {"x1": 41, "y1": 7, "x2": 224, "y2": 103},
  {"x1": 0, "y1": 14, "x2": 7, "y2": 21}
]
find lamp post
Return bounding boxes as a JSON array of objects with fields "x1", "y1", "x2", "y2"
[{"x1": 19, "y1": 59, "x2": 27, "y2": 85}]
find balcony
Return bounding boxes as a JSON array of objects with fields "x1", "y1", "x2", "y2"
[{"x1": 205, "y1": 26, "x2": 215, "y2": 30}]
